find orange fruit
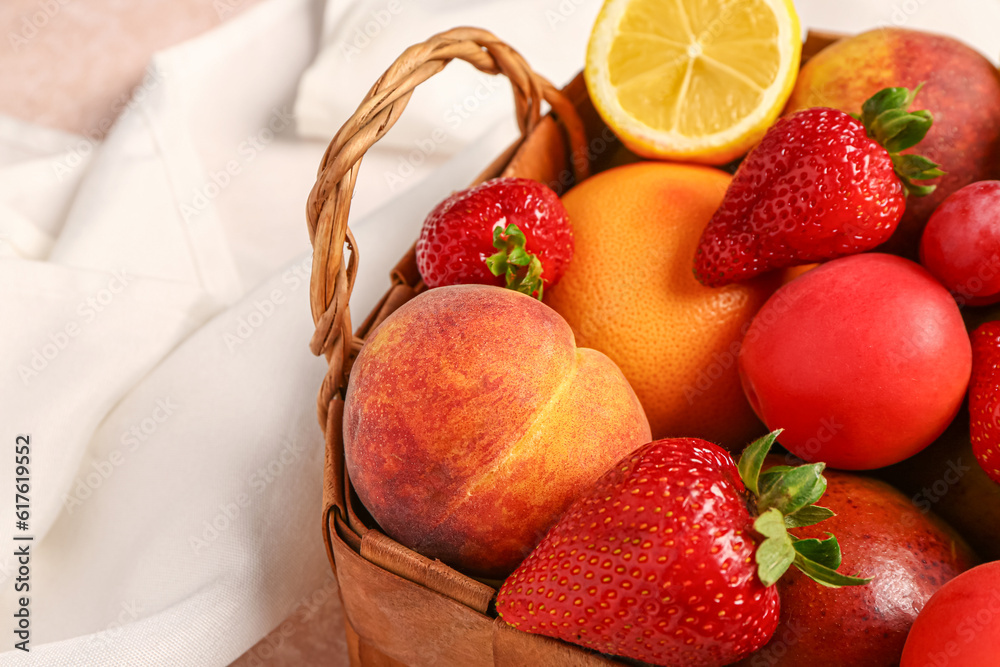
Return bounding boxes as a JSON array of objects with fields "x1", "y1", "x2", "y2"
[{"x1": 544, "y1": 162, "x2": 778, "y2": 449}]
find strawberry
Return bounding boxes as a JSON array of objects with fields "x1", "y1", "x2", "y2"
[
  {"x1": 969, "y1": 322, "x2": 1000, "y2": 484},
  {"x1": 695, "y1": 86, "x2": 943, "y2": 287},
  {"x1": 496, "y1": 432, "x2": 869, "y2": 667},
  {"x1": 415, "y1": 177, "x2": 573, "y2": 299}
]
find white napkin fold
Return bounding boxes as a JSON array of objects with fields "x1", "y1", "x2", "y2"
[
  {"x1": 0, "y1": 0, "x2": 547, "y2": 663},
  {"x1": 0, "y1": 0, "x2": 335, "y2": 663}
]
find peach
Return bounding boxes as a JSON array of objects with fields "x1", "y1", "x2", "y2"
[
  {"x1": 343, "y1": 285, "x2": 651, "y2": 578},
  {"x1": 786, "y1": 28, "x2": 1000, "y2": 257}
]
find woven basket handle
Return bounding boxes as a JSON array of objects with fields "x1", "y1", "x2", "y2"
[{"x1": 305, "y1": 27, "x2": 590, "y2": 418}]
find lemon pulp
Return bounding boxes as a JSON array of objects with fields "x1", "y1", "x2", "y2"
[{"x1": 586, "y1": 0, "x2": 801, "y2": 164}]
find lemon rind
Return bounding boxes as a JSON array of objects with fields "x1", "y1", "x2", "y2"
[{"x1": 585, "y1": 0, "x2": 802, "y2": 164}]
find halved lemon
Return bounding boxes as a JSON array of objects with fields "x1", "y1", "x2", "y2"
[{"x1": 585, "y1": 0, "x2": 801, "y2": 164}]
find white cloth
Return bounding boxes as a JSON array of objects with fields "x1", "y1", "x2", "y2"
[{"x1": 0, "y1": 0, "x2": 996, "y2": 664}]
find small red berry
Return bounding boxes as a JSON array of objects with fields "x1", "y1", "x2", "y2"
[{"x1": 415, "y1": 177, "x2": 573, "y2": 298}]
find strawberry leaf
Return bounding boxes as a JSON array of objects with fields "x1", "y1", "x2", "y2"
[
  {"x1": 904, "y1": 182, "x2": 939, "y2": 198},
  {"x1": 507, "y1": 254, "x2": 545, "y2": 300},
  {"x1": 757, "y1": 462, "x2": 828, "y2": 517},
  {"x1": 859, "y1": 84, "x2": 943, "y2": 198},
  {"x1": 893, "y1": 154, "x2": 945, "y2": 180},
  {"x1": 791, "y1": 534, "x2": 842, "y2": 570},
  {"x1": 753, "y1": 508, "x2": 796, "y2": 587},
  {"x1": 870, "y1": 108, "x2": 913, "y2": 147},
  {"x1": 793, "y1": 551, "x2": 872, "y2": 588},
  {"x1": 484, "y1": 223, "x2": 545, "y2": 300},
  {"x1": 784, "y1": 505, "x2": 836, "y2": 528},
  {"x1": 737, "y1": 429, "x2": 782, "y2": 496},
  {"x1": 734, "y1": 429, "x2": 870, "y2": 590},
  {"x1": 860, "y1": 86, "x2": 914, "y2": 129},
  {"x1": 757, "y1": 466, "x2": 795, "y2": 495},
  {"x1": 884, "y1": 110, "x2": 934, "y2": 154}
]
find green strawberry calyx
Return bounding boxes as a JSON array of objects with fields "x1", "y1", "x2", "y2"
[
  {"x1": 738, "y1": 430, "x2": 873, "y2": 588},
  {"x1": 485, "y1": 223, "x2": 545, "y2": 300},
  {"x1": 853, "y1": 84, "x2": 945, "y2": 197}
]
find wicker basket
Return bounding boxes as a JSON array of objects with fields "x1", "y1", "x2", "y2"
[{"x1": 306, "y1": 26, "x2": 839, "y2": 667}]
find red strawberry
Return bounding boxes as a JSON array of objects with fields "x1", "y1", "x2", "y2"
[
  {"x1": 969, "y1": 321, "x2": 1000, "y2": 484},
  {"x1": 415, "y1": 177, "x2": 573, "y2": 299},
  {"x1": 695, "y1": 86, "x2": 943, "y2": 287},
  {"x1": 497, "y1": 432, "x2": 869, "y2": 667}
]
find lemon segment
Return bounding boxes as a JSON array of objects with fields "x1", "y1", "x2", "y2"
[{"x1": 586, "y1": 0, "x2": 801, "y2": 164}]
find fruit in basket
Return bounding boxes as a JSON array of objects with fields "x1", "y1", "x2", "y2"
[
  {"x1": 738, "y1": 253, "x2": 971, "y2": 470},
  {"x1": 969, "y1": 322, "x2": 1000, "y2": 484},
  {"x1": 584, "y1": 0, "x2": 801, "y2": 165},
  {"x1": 786, "y1": 27, "x2": 1000, "y2": 258},
  {"x1": 920, "y1": 181, "x2": 1000, "y2": 306},
  {"x1": 694, "y1": 86, "x2": 941, "y2": 287},
  {"x1": 545, "y1": 162, "x2": 778, "y2": 450},
  {"x1": 497, "y1": 432, "x2": 869, "y2": 667},
  {"x1": 901, "y1": 561, "x2": 1000, "y2": 666},
  {"x1": 415, "y1": 177, "x2": 572, "y2": 299},
  {"x1": 874, "y1": 405, "x2": 1000, "y2": 562},
  {"x1": 742, "y1": 464, "x2": 975, "y2": 667},
  {"x1": 343, "y1": 284, "x2": 651, "y2": 577}
]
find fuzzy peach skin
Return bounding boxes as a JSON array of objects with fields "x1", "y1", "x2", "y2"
[
  {"x1": 786, "y1": 27, "x2": 1000, "y2": 258},
  {"x1": 343, "y1": 285, "x2": 652, "y2": 578}
]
